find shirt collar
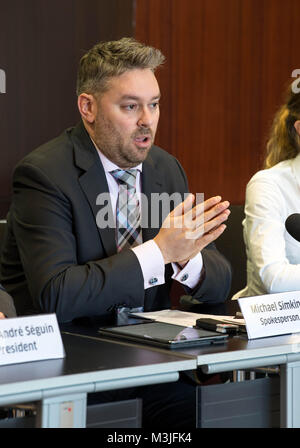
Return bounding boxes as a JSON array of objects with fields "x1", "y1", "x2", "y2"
[{"x1": 90, "y1": 137, "x2": 143, "y2": 173}]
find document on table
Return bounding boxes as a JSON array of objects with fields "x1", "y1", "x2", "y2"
[{"x1": 130, "y1": 309, "x2": 245, "y2": 328}]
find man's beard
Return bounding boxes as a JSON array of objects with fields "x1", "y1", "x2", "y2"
[{"x1": 93, "y1": 116, "x2": 154, "y2": 168}]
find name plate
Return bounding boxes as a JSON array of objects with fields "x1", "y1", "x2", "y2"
[
  {"x1": 238, "y1": 291, "x2": 300, "y2": 339},
  {"x1": 0, "y1": 314, "x2": 65, "y2": 366}
]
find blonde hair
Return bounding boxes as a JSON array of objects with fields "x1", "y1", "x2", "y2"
[
  {"x1": 76, "y1": 37, "x2": 165, "y2": 96},
  {"x1": 264, "y1": 84, "x2": 300, "y2": 168}
]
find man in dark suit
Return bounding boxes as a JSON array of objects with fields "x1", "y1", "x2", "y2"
[
  {"x1": 0, "y1": 38, "x2": 231, "y2": 427},
  {"x1": 0, "y1": 284, "x2": 16, "y2": 318},
  {"x1": 0, "y1": 38, "x2": 231, "y2": 323}
]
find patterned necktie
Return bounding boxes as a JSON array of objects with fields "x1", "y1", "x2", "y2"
[{"x1": 110, "y1": 169, "x2": 143, "y2": 252}]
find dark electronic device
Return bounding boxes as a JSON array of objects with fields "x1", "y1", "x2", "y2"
[
  {"x1": 196, "y1": 318, "x2": 239, "y2": 334},
  {"x1": 98, "y1": 321, "x2": 228, "y2": 349},
  {"x1": 285, "y1": 213, "x2": 300, "y2": 242}
]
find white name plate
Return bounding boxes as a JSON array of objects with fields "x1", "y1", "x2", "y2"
[
  {"x1": 238, "y1": 291, "x2": 300, "y2": 339},
  {"x1": 0, "y1": 314, "x2": 65, "y2": 366}
]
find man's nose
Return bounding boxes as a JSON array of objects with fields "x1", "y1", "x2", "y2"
[{"x1": 137, "y1": 107, "x2": 153, "y2": 128}]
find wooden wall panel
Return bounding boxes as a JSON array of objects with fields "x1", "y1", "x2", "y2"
[
  {"x1": 2, "y1": 0, "x2": 300, "y2": 213},
  {"x1": 135, "y1": 0, "x2": 300, "y2": 204},
  {"x1": 0, "y1": 0, "x2": 134, "y2": 217}
]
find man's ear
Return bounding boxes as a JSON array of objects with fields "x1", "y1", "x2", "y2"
[
  {"x1": 294, "y1": 120, "x2": 300, "y2": 137},
  {"x1": 77, "y1": 93, "x2": 97, "y2": 124}
]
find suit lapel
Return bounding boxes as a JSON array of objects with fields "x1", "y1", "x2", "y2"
[
  {"x1": 141, "y1": 153, "x2": 165, "y2": 242},
  {"x1": 140, "y1": 153, "x2": 166, "y2": 309},
  {"x1": 71, "y1": 122, "x2": 117, "y2": 257}
]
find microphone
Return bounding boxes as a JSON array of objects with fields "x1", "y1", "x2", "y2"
[{"x1": 285, "y1": 213, "x2": 300, "y2": 242}]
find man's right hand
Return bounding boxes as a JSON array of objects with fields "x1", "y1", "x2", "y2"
[{"x1": 154, "y1": 194, "x2": 230, "y2": 265}]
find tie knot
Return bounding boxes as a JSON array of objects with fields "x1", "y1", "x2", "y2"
[{"x1": 110, "y1": 169, "x2": 138, "y2": 188}]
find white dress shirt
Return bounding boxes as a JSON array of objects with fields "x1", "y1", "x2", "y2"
[
  {"x1": 95, "y1": 146, "x2": 203, "y2": 291},
  {"x1": 234, "y1": 153, "x2": 300, "y2": 299}
]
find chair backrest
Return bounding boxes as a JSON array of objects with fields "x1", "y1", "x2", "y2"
[
  {"x1": 0, "y1": 220, "x2": 7, "y2": 258},
  {"x1": 215, "y1": 205, "x2": 246, "y2": 305}
]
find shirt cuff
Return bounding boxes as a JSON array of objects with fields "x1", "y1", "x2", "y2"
[
  {"x1": 171, "y1": 252, "x2": 203, "y2": 289},
  {"x1": 131, "y1": 240, "x2": 165, "y2": 289}
]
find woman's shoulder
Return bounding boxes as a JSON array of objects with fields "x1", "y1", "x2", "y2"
[{"x1": 249, "y1": 159, "x2": 292, "y2": 185}]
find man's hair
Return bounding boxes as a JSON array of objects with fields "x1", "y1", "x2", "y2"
[
  {"x1": 76, "y1": 37, "x2": 165, "y2": 96},
  {"x1": 264, "y1": 82, "x2": 300, "y2": 168}
]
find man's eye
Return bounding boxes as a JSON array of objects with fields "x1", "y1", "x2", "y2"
[
  {"x1": 150, "y1": 102, "x2": 159, "y2": 109},
  {"x1": 123, "y1": 104, "x2": 137, "y2": 111}
]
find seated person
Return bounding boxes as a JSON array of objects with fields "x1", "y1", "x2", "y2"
[
  {"x1": 0, "y1": 38, "x2": 231, "y2": 428},
  {"x1": 0, "y1": 38, "x2": 231, "y2": 322},
  {"x1": 0, "y1": 284, "x2": 16, "y2": 318},
  {"x1": 234, "y1": 82, "x2": 300, "y2": 298}
]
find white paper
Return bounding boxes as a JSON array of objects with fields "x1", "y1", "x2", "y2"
[{"x1": 131, "y1": 309, "x2": 245, "y2": 328}]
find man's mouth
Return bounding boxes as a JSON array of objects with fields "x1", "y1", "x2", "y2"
[
  {"x1": 134, "y1": 135, "x2": 150, "y2": 143},
  {"x1": 133, "y1": 134, "x2": 152, "y2": 148}
]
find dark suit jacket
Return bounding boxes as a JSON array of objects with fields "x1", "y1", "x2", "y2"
[
  {"x1": 0, "y1": 284, "x2": 16, "y2": 318},
  {"x1": 0, "y1": 121, "x2": 231, "y2": 322}
]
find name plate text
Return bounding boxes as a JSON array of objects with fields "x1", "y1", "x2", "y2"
[
  {"x1": 0, "y1": 314, "x2": 65, "y2": 366},
  {"x1": 238, "y1": 291, "x2": 300, "y2": 339}
]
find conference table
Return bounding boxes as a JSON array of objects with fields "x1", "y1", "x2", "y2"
[
  {"x1": 0, "y1": 319, "x2": 300, "y2": 428},
  {"x1": 0, "y1": 331, "x2": 195, "y2": 427}
]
